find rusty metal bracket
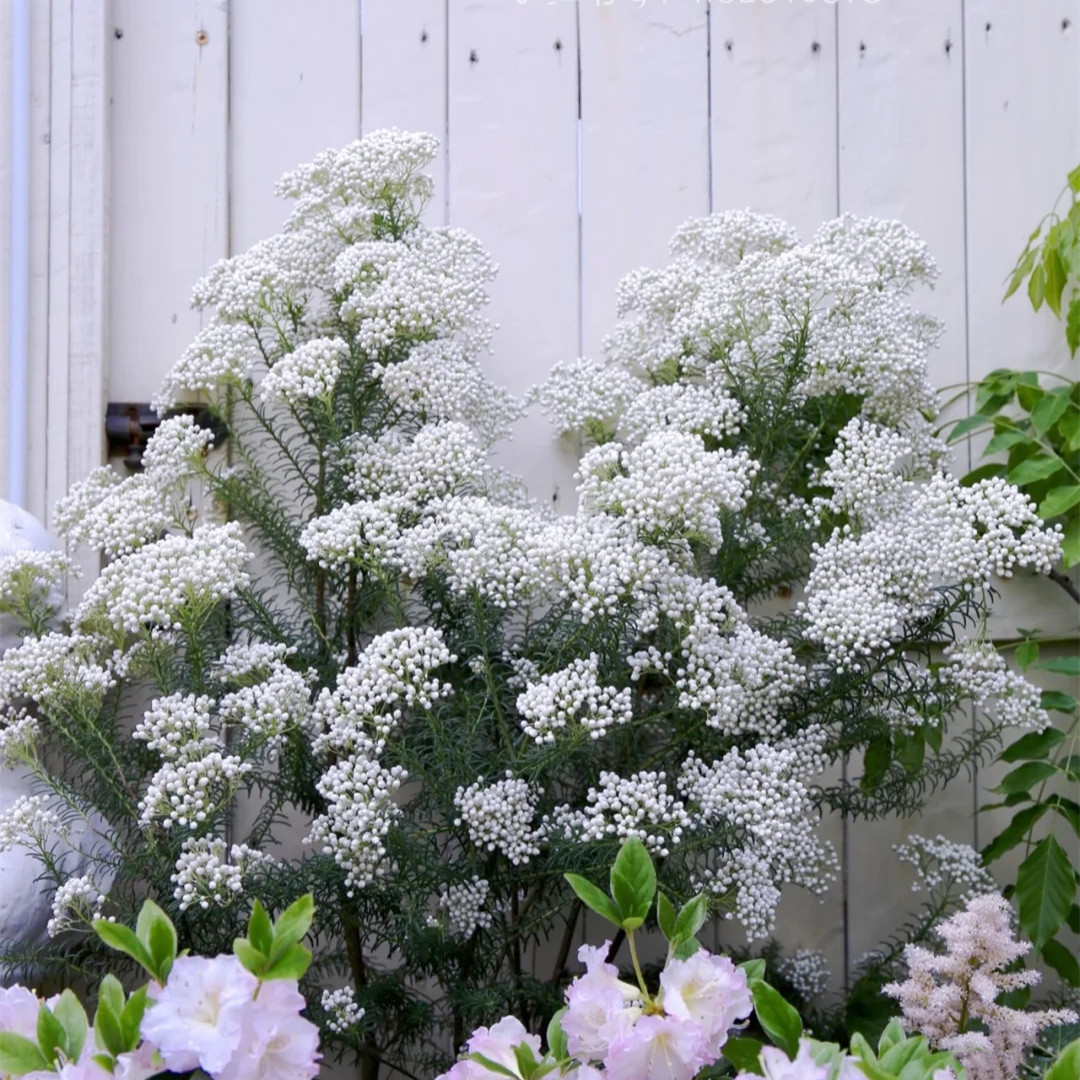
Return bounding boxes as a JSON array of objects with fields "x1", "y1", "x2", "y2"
[{"x1": 105, "y1": 403, "x2": 227, "y2": 471}]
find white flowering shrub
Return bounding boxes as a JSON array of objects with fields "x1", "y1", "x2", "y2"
[{"x1": 0, "y1": 131, "x2": 1062, "y2": 1078}]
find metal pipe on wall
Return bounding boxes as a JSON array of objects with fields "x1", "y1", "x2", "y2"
[{"x1": 6, "y1": 0, "x2": 30, "y2": 509}]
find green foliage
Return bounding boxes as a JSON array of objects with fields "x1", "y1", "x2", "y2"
[{"x1": 980, "y1": 641, "x2": 1080, "y2": 986}]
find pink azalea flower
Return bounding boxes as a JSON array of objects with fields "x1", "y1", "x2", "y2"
[
  {"x1": 140, "y1": 954, "x2": 258, "y2": 1075},
  {"x1": 0, "y1": 985, "x2": 41, "y2": 1041},
  {"x1": 737, "y1": 1040, "x2": 831, "y2": 1080},
  {"x1": 658, "y1": 950, "x2": 752, "y2": 1057},
  {"x1": 604, "y1": 1013, "x2": 706, "y2": 1080},
  {"x1": 564, "y1": 941, "x2": 643, "y2": 1062},
  {"x1": 436, "y1": 1015, "x2": 544, "y2": 1080},
  {"x1": 216, "y1": 980, "x2": 321, "y2": 1080}
]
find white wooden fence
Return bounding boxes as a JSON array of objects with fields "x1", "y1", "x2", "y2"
[{"x1": 1, "y1": 0, "x2": 1078, "y2": 990}]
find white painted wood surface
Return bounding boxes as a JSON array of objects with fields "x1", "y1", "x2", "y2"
[{"x1": 3, "y1": 0, "x2": 1078, "y2": 988}]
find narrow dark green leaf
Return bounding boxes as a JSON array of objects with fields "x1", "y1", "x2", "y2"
[
  {"x1": 1043, "y1": 248, "x2": 1068, "y2": 317},
  {"x1": 1067, "y1": 296, "x2": 1080, "y2": 356},
  {"x1": 1034, "y1": 655, "x2": 1080, "y2": 676},
  {"x1": 1042, "y1": 938, "x2": 1080, "y2": 987},
  {"x1": 1042, "y1": 690, "x2": 1078, "y2": 714},
  {"x1": 981, "y1": 803, "x2": 1050, "y2": 864},
  {"x1": 1017, "y1": 834, "x2": 1076, "y2": 952},
  {"x1": 94, "y1": 995, "x2": 126, "y2": 1059},
  {"x1": 1048, "y1": 795, "x2": 1080, "y2": 836},
  {"x1": 993, "y1": 760, "x2": 1057, "y2": 795},
  {"x1": 565, "y1": 874, "x2": 623, "y2": 927},
  {"x1": 1032, "y1": 388, "x2": 1072, "y2": 434},
  {"x1": 1040, "y1": 484, "x2": 1080, "y2": 519},
  {"x1": 1009, "y1": 453, "x2": 1066, "y2": 486},
  {"x1": 947, "y1": 415, "x2": 991, "y2": 443},
  {"x1": 984, "y1": 429, "x2": 1035, "y2": 456},
  {"x1": 861, "y1": 738, "x2": 891, "y2": 791},
  {"x1": 1014, "y1": 639, "x2": 1040, "y2": 670},
  {"x1": 1000, "y1": 727, "x2": 1066, "y2": 762}
]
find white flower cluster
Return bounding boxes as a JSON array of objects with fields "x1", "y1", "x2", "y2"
[
  {"x1": 333, "y1": 228, "x2": 496, "y2": 356},
  {"x1": 0, "y1": 712, "x2": 39, "y2": 767},
  {"x1": 617, "y1": 380, "x2": 745, "y2": 445},
  {"x1": 437, "y1": 875, "x2": 494, "y2": 937},
  {"x1": 321, "y1": 986, "x2": 366, "y2": 1036},
  {"x1": 0, "y1": 630, "x2": 114, "y2": 710},
  {"x1": 140, "y1": 414, "x2": 215, "y2": 487},
  {"x1": 778, "y1": 948, "x2": 830, "y2": 1002},
  {"x1": 0, "y1": 550, "x2": 71, "y2": 617},
  {"x1": 47, "y1": 873, "x2": 106, "y2": 937},
  {"x1": 133, "y1": 692, "x2": 215, "y2": 756},
  {"x1": 218, "y1": 657, "x2": 315, "y2": 748},
  {"x1": 171, "y1": 835, "x2": 279, "y2": 911},
  {"x1": 550, "y1": 770, "x2": 691, "y2": 857},
  {"x1": 680, "y1": 729, "x2": 837, "y2": 939},
  {"x1": 801, "y1": 473, "x2": 1062, "y2": 666},
  {"x1": 632, "y1": 620, "x2": 803, "y2": 739},
  {"x1": 277, "y1": 128, "x2": 438, "y2": 242},
  {"x1": 578, "y1": 433, "x2": 756, "y2": 552},
  {"x1": 516, "y1": 654, "x2": 632, "y2": 743},
  {"x1": 894, "y1": 834, "x2": 997, "y2": 901},
  {"x1": 0, "y1": 794, "x2": 62, "y2": 853},
  {"x1": 138, "y1": 746, "x2": 251, "y2": 830},
  {"x1": 377, "y1": 340, "x2": 522, "y2": 447},
  {"x1": 529, "y1": 357, "x2": 643, "y2": 439},
  {"x1": 312, "y1": 626, "x2": 455, "y2": 751},
  {"x1": 940, "y1": 640, "x2": 1048, "y2": 730},
  {"x1": 454, "y1": 773, "x2": 543, "y2": 865},
  {"x1": 261, "y1": 336, "x2": 349, "y2": 406},
  {"x1": 304, "y1": 750, "x2": 408, "y2": 896},
  {"x1": 74, "y1": 523, "x2": 250, "y2": 637},
  {"x1": 152, "y1": 321, "x2": 259, "y2": 413}
]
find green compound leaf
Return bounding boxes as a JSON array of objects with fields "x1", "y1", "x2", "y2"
[{"x1": 1017, "y1": 834, "x2": 1077, "y2": 952}]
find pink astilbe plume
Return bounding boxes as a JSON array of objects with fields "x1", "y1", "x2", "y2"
[{"x1": 884, "y1": 892, "x2": 1076, "y2": 1080}]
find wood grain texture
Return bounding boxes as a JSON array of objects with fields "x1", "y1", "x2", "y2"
[
  {"x1": 229, "y1": 0, "x2": 361, "y2": 252},
  {"x1": 362, "y1": 0, "x2": 447, "y2": 225},
  {"x1": 108, "y1": 0, "x2": 228, "y2": 403},
  {"x1": 447, "y1": 0, "x2": 581, "y2": 509},
  {"x1": 579, "y1": 0, "x2": 710, "y2": 360}
]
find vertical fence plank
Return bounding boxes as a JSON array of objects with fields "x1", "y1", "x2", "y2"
[
  {"x1": 709, "y1": 0, "x2": 845, "y2": 976},
  {"x1": 25, "y1": 0, "x2": 52, "y2": 523},
  {"x1": 964, "y1": 0, "x2": 1080, "y2": 646},
  {"x1": 229, "y1": 0, "x2": 361, "y2": 253},
  {"x1": 835, "y1": 0, "x2": 978, "y2": 973},
  {"x1": 447, "y1": 0, "x2": 580, "y2": 508},
  {"x1": 108, "y1": 0, "x2": 227, "y2": 404},
  {"x1": 362, "y1": 0, "x2": 447, "y2": 225},
  {"x1": 578, "y1": 0, "x2": 710, "y2": 360},
  {"x1": 964, "y1": 0, "x2": 1080, "y2": 897},
  {"x1": 709, "y1": 4, "x2": 838, "y2": 237},
  {"x1": 44, "y1": 0, "x2": 109, "y2": 593}
]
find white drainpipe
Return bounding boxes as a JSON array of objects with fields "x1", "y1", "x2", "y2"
[{"x1": 7, "y1": 0, "x2": 30, "y2": 509}]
